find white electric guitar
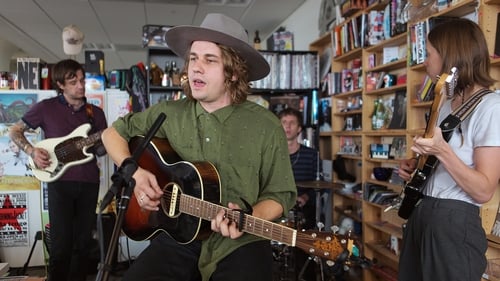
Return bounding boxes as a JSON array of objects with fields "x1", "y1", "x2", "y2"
[{"x1": 29, "y1": 123, "x2": 103, "y2": 182}]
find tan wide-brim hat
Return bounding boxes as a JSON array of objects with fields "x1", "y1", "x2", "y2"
[{"x1": 166, "y1": 13, "x2": 270, "y2": 81}]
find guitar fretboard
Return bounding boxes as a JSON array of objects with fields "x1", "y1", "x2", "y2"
[
  {"x1": 179, "y1": 193, "x2": 297, "y2": 246},
  {"x1": 75, "y1": 131, "x2": 102, "y2": 149}
]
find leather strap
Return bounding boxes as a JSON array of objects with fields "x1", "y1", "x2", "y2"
[
  {"x1": 85, "y1": 103, "x2": 95, "y2": 128},
  {"x1": 440, "y1": 88, "x2": 492, "y2": 141}
]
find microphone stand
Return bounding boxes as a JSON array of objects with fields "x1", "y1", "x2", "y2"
[{"x1": 95, "y1": 113, "x2": 166, "y2": 281}]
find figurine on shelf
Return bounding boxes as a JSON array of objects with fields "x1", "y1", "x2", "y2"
[{"x1": 149, "y1": 61, "x2": 163, "y2": 86}]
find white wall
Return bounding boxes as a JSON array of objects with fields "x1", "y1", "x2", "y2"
[{"x1": 266, "y1": 0, "x2": 323, "y2": 51}]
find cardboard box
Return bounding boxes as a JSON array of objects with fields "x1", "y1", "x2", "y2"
[
  {"x1": 17, "y1": 58, "x2": 42, "y2": 90},
  {"x1": 85, "y1": 73, "x2": 106, "y2": 92}
]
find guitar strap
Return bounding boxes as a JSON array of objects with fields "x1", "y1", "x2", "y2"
[
  {"x1": 85, "y1": 103, "x2": 95, "y2": 130},
  {"x1": 84, "y1": 103, "x2": 106, "y2": 156},
  {"x1": 419, "y1": 89, "x2": 493, "y2": 193},
  {"x1": 440, "y1": 88, "x2": 492, "y2": 141}
]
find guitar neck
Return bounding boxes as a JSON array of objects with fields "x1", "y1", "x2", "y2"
[
  {"x1": 179, "y1": 193, "x2": 296, "y2": 246},
  {"x1": 75, "y1": 131, "x2": 102, "y2": 150}
]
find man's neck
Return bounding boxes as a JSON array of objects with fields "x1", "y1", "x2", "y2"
[
  {"x1": 63, "y1": 94, "x2": 85, "y2": 110},
  {"x1": 288, "y1": 141, "x2": 300, "y2": 155}
]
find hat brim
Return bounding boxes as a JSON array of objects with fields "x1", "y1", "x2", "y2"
[{"x1": 166, "y1": 26, "x2": 270, "y2": 81}]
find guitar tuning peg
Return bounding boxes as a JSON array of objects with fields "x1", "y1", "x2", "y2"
[
  {"x1": 331, "y1": 225, "x2": 340, "y2": 234},
  {"x1": 317, "y1": 221, "x2": 325, "y2": 231}
]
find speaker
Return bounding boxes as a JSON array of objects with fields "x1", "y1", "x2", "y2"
[
  {"x1": 88, "y1": 213, "x2": 117, "y2": 274},
  {"x1": 85, "y1": 50, "x2": 105, "y2": 75}
]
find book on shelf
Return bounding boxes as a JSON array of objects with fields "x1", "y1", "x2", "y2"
[
  {"x1": 383, "y1": 2, "x2": 391, "y2": 40},
  {"x1": 368, "y1": 10, "x2": 385, "y2": 46},
  {"x1": 364, "y1": 183, "x2": 388, "y2": 200},
  {"x1": 375, "y1": 71, "x2": 386, "y2": 89},
  {"x1": 328, "y1": 71, "x2": 342, "y2": 95},
  {"x1": 383, "y1": 46, "x2": 400, "y2": 64},
  {"x1": 360, "y1": 12, "x2": 368, "y2": 48},
  {"x1": 371, "y1": 190, "x2": 398, "y2": 205},
  {"x1": 365, "y1": 72, "x2": 378, "y2": 92},
  {"x1": 490, "y1": 205, "x2": 500, "y2": 237},
  {"x1": 339, "y1": 136, "x2": 361, "y2": 155},
  {"x1": 322, "y1": 160, "x2": 333, "y2": 182},
  {"x1": 318, "y1": 97, "x2": 332, "y2": 132},
  {"x1": 388, "y1": 90, "x2": 407, "y2": 129},
  {"x1": 389, "y1": 136, "x2": 406, "y2": 159}
]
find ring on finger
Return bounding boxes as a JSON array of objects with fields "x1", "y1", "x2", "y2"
[{"x1": 139, "y1": 193, "x2": 145, "y2": 203}]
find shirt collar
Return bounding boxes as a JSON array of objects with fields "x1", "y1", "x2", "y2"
[
  {"x1": 195, "y1": 101, "x2": 235, "y2": 123},
  {"x1": 58, "y1": 94, "x2": 88, "y2": 112}
]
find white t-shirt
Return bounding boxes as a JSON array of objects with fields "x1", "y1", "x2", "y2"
[{"x1": 424, "y1": 91, "x2": 500, "y2": 205}]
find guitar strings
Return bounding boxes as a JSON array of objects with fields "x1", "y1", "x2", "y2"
[
  {"x1": 162, "y1": 189, "x2": 297, "y2": 242},
  {"x1": 161, "y1": 189, "x2": 345, "y2": 258}
]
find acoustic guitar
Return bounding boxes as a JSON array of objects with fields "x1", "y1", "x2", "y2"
[{"x1": 121, "y1": 135, "x2": 349, "y2": 261}]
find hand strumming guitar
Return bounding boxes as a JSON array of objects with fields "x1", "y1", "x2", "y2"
[
  {"x1": 411, "y1": 126, "x2": 450, "y2": 161},
  {"x1": 133, "y1": 166, "x2": 163, "y2": 211},
  {"x1": 397, "y1": 158, "x2": 417, "y2": 181},
  {"x1": 30, "y1": 147, "x2": 51, "y2": 169}
]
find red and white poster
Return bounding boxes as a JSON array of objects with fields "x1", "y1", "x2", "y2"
[{"x1": 0, "y1": 191, "x2": 29, "y2": 247}]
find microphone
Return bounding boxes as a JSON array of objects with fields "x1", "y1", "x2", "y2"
[{"x1": 99, "y1": 113, "x2": 166, "y2": 212}]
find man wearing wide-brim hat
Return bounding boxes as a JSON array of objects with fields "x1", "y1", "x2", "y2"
[{"x1": 101, "y1": 13, "x2": 297, "y2": 281}]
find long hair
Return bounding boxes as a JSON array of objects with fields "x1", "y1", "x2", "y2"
[
  {"x1": 181, "y1": 44, "x2": 251, "y2": 104},
  {"x1": 51, "y1": 59, "x2": 85, "y2": 94},
  {"x1": 427, "y1": 18, "x2": 495, "y2": 94}
]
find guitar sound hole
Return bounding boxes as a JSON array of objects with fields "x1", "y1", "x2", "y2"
[{"x1": 160, "y1": 183, "x2": 181, "y2": 218}]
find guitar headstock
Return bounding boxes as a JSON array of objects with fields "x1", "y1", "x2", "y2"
[
  {"x1": 295, "y1": 230, "x2": 348, "y2": 260},
  {"x1": 425, "y1": 66, "x2": 459, "y2": 138},
  {"x1": 445, "y1": 67, "x2": 459, "y2": 97},
  {"x1": 434, "y1": 66, "x2": 459, "y2": 99}
]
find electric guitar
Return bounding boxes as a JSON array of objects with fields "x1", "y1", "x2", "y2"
[
  {"x1": 29, "y1": 123, "x2": 103, "y2": 182},
  {"x1": 396, "y1": 67, "x2": 459, "y2": 219},
  {"x1": 121, "y1": 136, "x2": 349, "y2": 261}
]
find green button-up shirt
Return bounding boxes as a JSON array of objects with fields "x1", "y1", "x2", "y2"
[{"x1": 113, "y1": 98, "x2": 297, "y2": 280}]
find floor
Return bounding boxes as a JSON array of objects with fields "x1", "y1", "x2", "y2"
[
  {"x1": 13, "y1": 252, "x2": 363, "y2": 281},
  {"x1": 9, "y1": 262, "x2": 127, "y2": 281}
]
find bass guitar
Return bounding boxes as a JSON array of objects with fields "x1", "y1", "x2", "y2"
[
  {"x1": 396, "y1": 67, "x2": 459, "y2": 219},
  {"x1": 122, "y1": 136, "x2": 349, "y2": 261},
  {"x1": 29, "y1": 123, "x2": 102, "y2": 182}
]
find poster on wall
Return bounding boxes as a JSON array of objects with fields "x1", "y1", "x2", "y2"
[
  {"x1": 0, "y1": 90, "x2": 56, "y2": 267},
  {"x1": 0, "y1": 93, "x2": 41, "y2": 190},
  {"x1": 0, "y1": 192, "x2": 29, "y2": 247}
]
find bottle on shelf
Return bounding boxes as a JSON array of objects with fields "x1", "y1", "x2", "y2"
[
  {"x1": 163, "y1": 61, "x2": 172, "y2": 87},
  {"x1": 371, "y1": 98, "x2": 379, "y2": 130},
  {"x1": 253, "y1": 30, "x2": 261, "y2": 50},
  {"x1": 171, "y1": 61, "x2": 180, "y2": 86},
  {"x1": 371, "y1": 98, "x2": 385, "y2": 130}
]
